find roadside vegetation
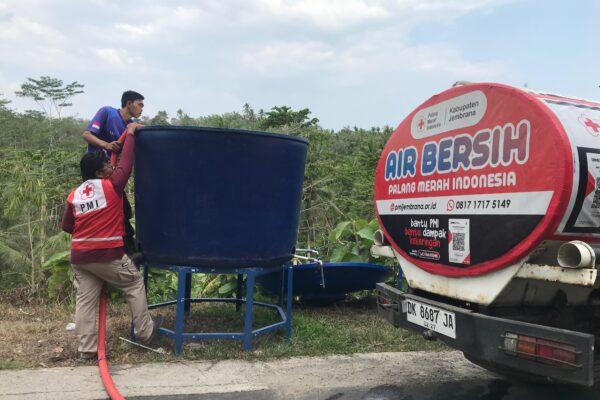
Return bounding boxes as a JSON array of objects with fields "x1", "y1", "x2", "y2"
[
  {"x1": 0, "y1": 296, "x2": 444, "y2": 369},
  {"x1": 0, "y1": 76, "x2": 442, "y2": 368}
]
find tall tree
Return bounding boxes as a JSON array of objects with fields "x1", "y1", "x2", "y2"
[
  {"x1": 15, "y1": 76, "x2": 84, "y2": 119},
  {"x1": 149, "y1": 110, "x2": 170, "y2": 125},
  {"x1": 261, "y1": 106, "x2": 319, "y2": 130},
  {"x1": 0, "y1": 93, "x2": 11, "y2": 112},
  {"x1": 171, "y1": 109, "x2": 196, "y2": 125}
]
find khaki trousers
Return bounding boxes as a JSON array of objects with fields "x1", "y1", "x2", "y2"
[{"x1": 72, "y1": 255, "x2": 154, "y2": 353}]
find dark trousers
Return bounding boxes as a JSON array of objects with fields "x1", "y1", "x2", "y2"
[{"x1": 123, "y1": 192, "x2": 136, "y2": 256}]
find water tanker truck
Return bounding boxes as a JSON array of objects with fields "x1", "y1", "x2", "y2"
[{"x1": 373, "y1": 82, "x2": 600, "y2": 386}]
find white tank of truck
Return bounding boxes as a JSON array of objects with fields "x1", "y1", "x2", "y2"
[{"x1": 374, "y1": 82, "x2": 600, "y2": 305}]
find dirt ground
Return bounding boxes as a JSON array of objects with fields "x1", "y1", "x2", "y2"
[
  {"x1": 1, "y1": 295, "x2": 433, "y2": 369},
  {"x1": 0, "y1": 301, "x2": 170, "y2": 368}
]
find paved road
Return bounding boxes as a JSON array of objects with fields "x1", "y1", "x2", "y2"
[
  {"x1": 1, "y1": 351, "x2": 599, "y2": 399},
  {"x1": 128, "y1": 380, "x2": 600, "y2": 400}
]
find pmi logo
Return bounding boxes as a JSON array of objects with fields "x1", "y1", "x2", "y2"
[{"x1": 579, "y1": 114, "x2": 600, "y2": 137}]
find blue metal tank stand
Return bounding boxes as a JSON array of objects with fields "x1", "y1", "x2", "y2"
[{"x1": 142, "y1": 263, "x2": 293, "y2": 354}]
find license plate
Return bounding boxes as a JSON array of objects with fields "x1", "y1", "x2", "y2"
[{"x1": 405, "y1": 299, "x2": 456, "y2": 339}]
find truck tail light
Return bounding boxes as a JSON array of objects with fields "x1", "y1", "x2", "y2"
[
  {"x1": 377, "y1": 292, "x2": 391, "y2": 306},
  {"x1": 503, "y1": 332, "x2": 580, "y2": 368},
  {"x1": 377, "y1": 292, "x2": 399, "y2": 311}
]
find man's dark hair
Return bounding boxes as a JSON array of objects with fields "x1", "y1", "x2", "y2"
[
  {"x1": 121, "y1": 90, "x2": 144, "y2": 108},
  {"x1": 80, "y1": 151, "x2": 109, "y2": 181}
]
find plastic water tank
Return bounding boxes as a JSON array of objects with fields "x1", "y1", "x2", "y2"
[{"x1": 134, "y1": 126, "x2": 308, "y2": 268}]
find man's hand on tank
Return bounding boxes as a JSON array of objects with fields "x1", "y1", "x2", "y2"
[{"x1": 127, "y1": 123, "x2": 143, "y2": 135}]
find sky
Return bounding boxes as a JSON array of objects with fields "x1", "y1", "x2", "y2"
[{"x1": 0, "y1": 0, "x2": 599, "y2": 130}]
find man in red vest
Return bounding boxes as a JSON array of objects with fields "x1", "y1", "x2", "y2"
[{"x1": 62, "y1": 123, "x2": 160, "y2": 361}]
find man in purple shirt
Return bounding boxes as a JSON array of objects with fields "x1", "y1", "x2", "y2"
[
  {"x1": 83, "y1": 91, "x2": 145, "y2": 257},
  {"x1": 83, "y1": 91, "x2": 145, "y2": 156}
]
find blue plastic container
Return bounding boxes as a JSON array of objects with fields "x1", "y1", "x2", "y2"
[
  {"x1": 134, "y1": 126, "x2": 308, "y2": 268},
  {"x1": 256, "y1": 262, "x2": 393, "y2": 304}
]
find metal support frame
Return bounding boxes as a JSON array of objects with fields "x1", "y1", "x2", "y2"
[{"x1": 141, "y1": 263, "x2": 294, "y2": 354}]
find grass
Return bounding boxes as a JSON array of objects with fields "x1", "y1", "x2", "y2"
[{"x1": 0, "y1": 295, "x2": 445, "y2": 369}]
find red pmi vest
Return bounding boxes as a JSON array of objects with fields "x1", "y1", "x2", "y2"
[{"x1": 67, "y1": 179, "x2": 124, "y2": 250}]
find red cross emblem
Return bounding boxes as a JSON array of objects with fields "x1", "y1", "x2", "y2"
[
  {"x1": 418, "y1": 118, "x2": 425, "y2": 130},
  {"x1": 80, "y1": 183, "x2": 94, "y2": 199},
  {"x1": 584, "y1": 118, "x2": 600, "y2": 133},
  {"x1": 579, "y1": 114, "x2": 600, "y2": 136}
]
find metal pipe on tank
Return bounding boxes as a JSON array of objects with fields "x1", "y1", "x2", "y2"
[{"x1": 557, "y1": 241, "x2": 600, "y2": 269}]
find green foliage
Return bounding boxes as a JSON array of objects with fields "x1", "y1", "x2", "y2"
[
  {"x1": 43, "y1": 251, "x2": 72, "y2": 301},
  {"x1": 0, "y1": 93, "x2": 11, "y2": 111},
  {"x1": 171, "y1": 109, "x2": 196, "y2": 125},
  {"x1": 0, "y1": 239, "x2": 29, "y2": 279},
  {"x1": 260, "y1": 106, "x2": 319, "y2": 130},
  {"x1": 196, "y1": 110, "x2": 262, "y2": 130},
  {"x1": 292, "y1": 124, "x2": 392, "y2": 260},
  {"x1": 329, "y1": 218, "x2": 380, "y2": 263},
  {"x1": 149, "y1": 110, "x2": 170, "y2": 125},
  {"x1": 198, "y1": 274, "x2": 238, "y2": 297},
  {"x1": 144, "y1": 270, "x2": 239, "y2": 304},
  {"x1": 144, "y1": 268, "x2": 176, "y2": 302},
  {"x1": 0, "y1": 148, "x2": 80, "y2": 290}
]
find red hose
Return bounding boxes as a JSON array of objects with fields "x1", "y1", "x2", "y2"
[
  {"x1": 97, "y1": 126, "x2": 137, "y2": 399},
  {"x1": 98, "y1": 289, "x2": 125, "y2": 400}
]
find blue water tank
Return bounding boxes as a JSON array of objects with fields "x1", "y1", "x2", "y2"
[{"x1": 134, "y1": 126, "x2": 308, "y2": 268}]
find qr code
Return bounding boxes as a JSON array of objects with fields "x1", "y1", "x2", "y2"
[
  {"x1": 452, "y1": 233, "x2": 465, "y2": 251},
  {"x1": 592, "y1": 178, "x2": 600, "y2": 209}
]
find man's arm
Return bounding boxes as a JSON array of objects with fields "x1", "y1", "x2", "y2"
[
  {"x1": 83, "y1": 130, "x2": 121, "y2": 153},
  {"x1": 83, "y1": 107, "x2": 122, "y2": 154},
  {"x1": 109, "y1": 123, "x2": 141, "y2": 194}
]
